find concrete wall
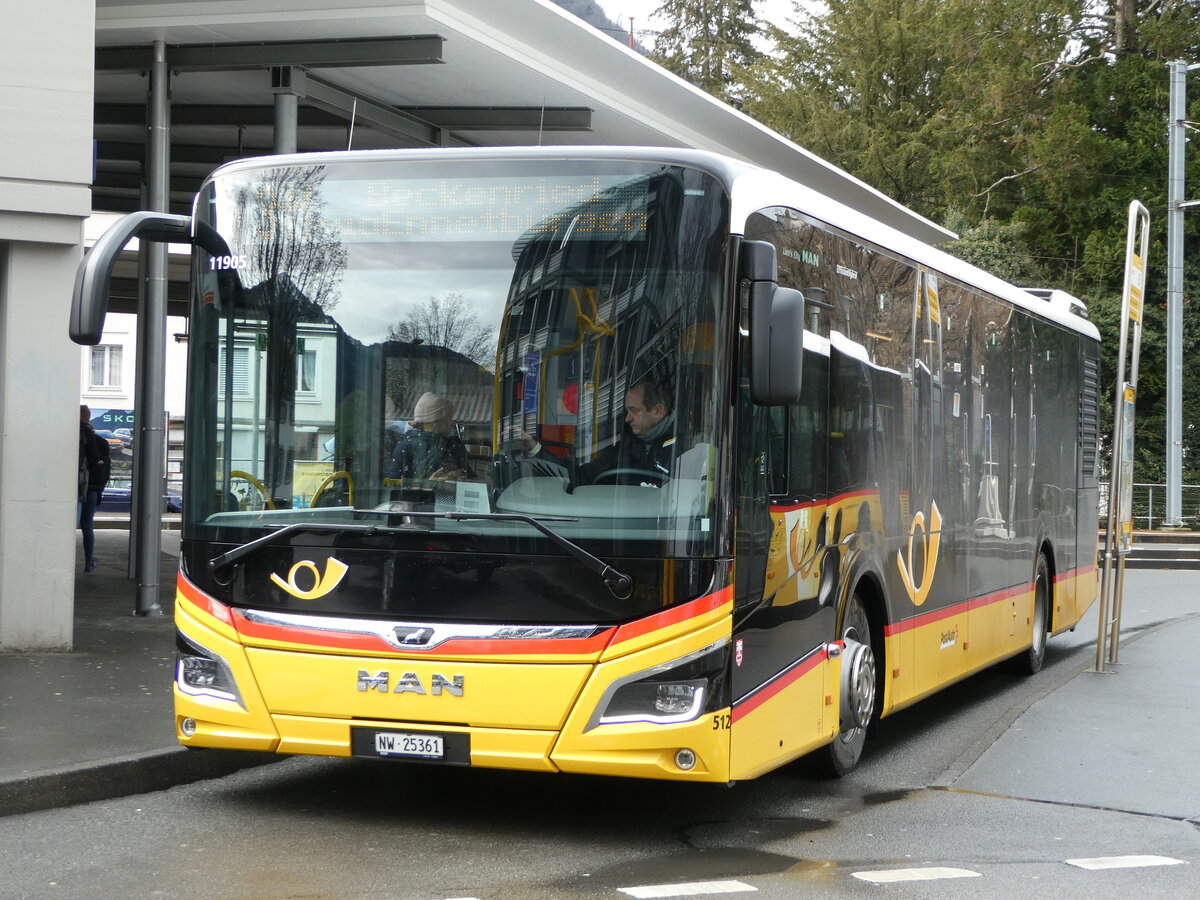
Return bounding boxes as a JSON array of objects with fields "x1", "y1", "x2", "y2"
[{"x1": 0, "y1": 2, "x2": 96, "y2": 649}]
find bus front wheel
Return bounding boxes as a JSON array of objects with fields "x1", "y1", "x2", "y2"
[{"x1": 819, "y1": 592, "x2": 877, "y2": 777}]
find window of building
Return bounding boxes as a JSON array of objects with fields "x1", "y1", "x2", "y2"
[
  {"x1": 297, "y1": 348, "x2": 317, "y2": 394},
  {"x1": 218, "y1": 346, "x2": 250, "y2": 393},
  {"x1": 89, "y1": 345, "x2": 123, "y2": 388}
]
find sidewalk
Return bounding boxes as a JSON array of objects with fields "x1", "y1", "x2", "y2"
[
  {"x1": 2, "y1": 535, "x2": 1198, "y2": 819},
  {"x1": 943, "y1": 611, "x2": 1200, "y2": 819},
  {"x1": 0, "y1": 529, "x2": 273, "y2": 817}
]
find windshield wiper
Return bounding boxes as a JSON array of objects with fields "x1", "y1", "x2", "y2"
[
  {"x1": 208, "y1": 522, "x2": 410, "y2": 575},
  {"x1": 355, "y1": 509, "x2": 635, "y2": 599}
]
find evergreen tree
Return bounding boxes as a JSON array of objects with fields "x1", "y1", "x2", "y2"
[
  {"x1": 743, "y1": 0, "x2": 1082, "y2": 220},
  {"x1": 650, "y1": 0, "x2": 761, "y2": 102}
]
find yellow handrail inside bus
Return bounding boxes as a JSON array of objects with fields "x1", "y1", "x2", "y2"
[
  {"x1": 230, "y1": 470, "x2": 275, "y2": 510},
  {"x1": 310, "y1": 470, "x2": 354, "y2": 508},
  {"x1": 541, "y1": 287, "x2": 614, "y2": 438}
]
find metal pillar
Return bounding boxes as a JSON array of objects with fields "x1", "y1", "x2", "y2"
[
  {"x1": 132, "y1": 40, "x2": 170, "y2": 617},
  {"x1": 272, "y1": 66, "x2": 299, "y2": 154},
  {"x1": 1164, "y1": 60, "x2": 1187, "y2": 527}
]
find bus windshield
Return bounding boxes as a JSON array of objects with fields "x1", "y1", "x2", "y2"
[{"x1": 186, "y1": 155, "x2": 730, "y2": 559}]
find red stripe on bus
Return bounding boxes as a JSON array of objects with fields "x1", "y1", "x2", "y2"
[
  {"x1": 884, "y1": 582, "x2": 1029, "y2": 636},
  {"x1": 769, "y1": 499, "x2": 823, "y2": 514},
  {"x1": 770, "y1": 488, "x2": 880, "y2": 514},
  {"x1": 233, "y1": 613, "x2": 395, "y2": 654},
  {"x1": 881, "y1": 562, "x2": 1094, "y2": 637},
  {"x1": 731, "y1": 645, "x2": 829, "y2": 722},
  {"x1": 177, "y1": 573, "x2": 615, "y2": 656},
  {"x1": 608, "y1": 585, "x2": 733, "y2": 647},
  {"x1": 230, "y1": 611, "x2": 615, "y2": 657},
  {"x1": 1055, "y1": 563, "x2": 1095, "y2": 582},
  {"x1": 177, "y1": 572, "x2": 233, "y2": 625}
]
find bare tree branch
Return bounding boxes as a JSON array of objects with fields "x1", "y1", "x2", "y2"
[{"x1": 973, "y1": 165, "x2": 1042, "y2": 199}]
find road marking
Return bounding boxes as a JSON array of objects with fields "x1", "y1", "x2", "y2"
[
  {"x1": 1065, "y1": 855, "x2": 1186, "y2": 870},
  {"x1": 853, "y1": 867, "x2": 982, "y2": 883},
  {"x1": 618, "y1": 880, "x2": 757, "y2": 898}
]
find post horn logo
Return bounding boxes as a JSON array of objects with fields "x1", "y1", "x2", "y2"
[
  {"x1": 270, "y1": 557, "x2": 349, "y2": 600},
  {"x1": 896, "y1": 501, "x2": 942, "y2": 607}
]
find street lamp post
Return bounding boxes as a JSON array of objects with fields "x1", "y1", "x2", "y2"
[{"x1": 1164, "y1": 59, "x2": 1200, "y2": 527}]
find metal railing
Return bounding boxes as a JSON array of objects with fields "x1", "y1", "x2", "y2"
[{"x1": 1098, "y1": 482, "x2": 1200, "y2": 530}]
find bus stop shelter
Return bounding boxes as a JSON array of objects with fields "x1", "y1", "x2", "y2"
[{"x1": 1, "y1": 0, "x2": 949, "y2": 649}]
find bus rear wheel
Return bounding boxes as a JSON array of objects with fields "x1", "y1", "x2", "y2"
[
  {"x1": 1010, "y1": 553, "x2": 1049, "y2": 676},
  {"x1": 818, "y1": 592, "x2": 877, "y2": 777}
]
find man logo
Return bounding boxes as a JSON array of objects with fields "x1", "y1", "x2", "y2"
[
  {"x1": 896, "y1": 501, "x2": 942, "y2": 607},
  {"x1": 357, "y1": 670, "x2": 465, "y2": 696},
  {"x1": 270, "y1": 557, "x2": 349, "y2": 600}
]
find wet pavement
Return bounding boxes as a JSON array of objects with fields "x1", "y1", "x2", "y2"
[{"x1": 2, "y1": 528, "x2": 1198, "y2": 827}]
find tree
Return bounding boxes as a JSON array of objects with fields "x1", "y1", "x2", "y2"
[
  {"x1": 230, "y1": 164, "x2": 348, "y2": 493},
  {"x1": 939, "y1": 211, "x2": 1044, "y2": 286},
  {"x1": 385, "y1": 293, "x2": 495, "y2": 418},
  {"x1": 387, "y1": 292, "x2": 493, "y2": 366},
  {"x1": 743, "y1": 0, "x2": 1083, "y2": 220},
  {"x1": 650, "y1": 0, "x2": 761, "y2": 102},
  {"x1": 233, "y1": 164, "x2": 348, "y2": 314}
]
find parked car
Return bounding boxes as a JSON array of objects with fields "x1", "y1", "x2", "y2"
[
  {"x1": 93, "y1": 429, "x2": 125, "y2": 451},
  {"x1": 94, "y1": 429, "x2": 133, "y2": 459},
  {"x1": 101, "y1": 478, "x2": 183, "y2": 514}
]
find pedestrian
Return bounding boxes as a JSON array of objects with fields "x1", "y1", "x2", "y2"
[
  {"x1": 78, "y1": 405, "x2": 111, "y2": 574},
  {"x1": 386, "y1": 392, "x2": 474, "y2": 482}
]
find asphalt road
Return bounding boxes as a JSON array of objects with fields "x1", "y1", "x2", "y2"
[{"x1": 1, "y1": 571, "x2": 1196, "y2": 899}]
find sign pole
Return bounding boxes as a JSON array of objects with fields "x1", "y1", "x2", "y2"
[{"x1": 1096, "y1": 201, "x2": 1149, "y2": 671}]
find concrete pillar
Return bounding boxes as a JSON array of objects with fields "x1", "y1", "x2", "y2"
[
  {"x1": 0, "y1": 239, "x2": 83, "y2": 649},
  {"x1": 0, "y1": 0, "x2": 94, "y2": 650}
]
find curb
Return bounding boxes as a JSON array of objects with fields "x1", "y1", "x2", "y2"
[{"x1": 0, "y1": 747, "x2": 279, "y2": 818}]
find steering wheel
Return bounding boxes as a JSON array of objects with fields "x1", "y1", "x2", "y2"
[{"x1": 591, "y1": 468, "x2": 667, "y2": 485}]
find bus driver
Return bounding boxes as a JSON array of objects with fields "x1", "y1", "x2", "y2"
[{"x1": 514, "y1": 379, "x2": 675, "y2": 487}]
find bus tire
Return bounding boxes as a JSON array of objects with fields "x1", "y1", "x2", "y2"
[
  {"x1": 818, "y1": 591, "x2": 877, "y2": 778},
  {"x1": 1010, "y1": 553, "x2": 1049, "y2": 676}
]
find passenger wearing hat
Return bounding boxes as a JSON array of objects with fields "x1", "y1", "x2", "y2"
[{"x1": 386, "y1": 392, "x2": 474, "y2": 482}]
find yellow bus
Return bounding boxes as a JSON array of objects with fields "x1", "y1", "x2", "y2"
[{"x1": 73, "y1": 148, "x2": 1100, "y2": 781}]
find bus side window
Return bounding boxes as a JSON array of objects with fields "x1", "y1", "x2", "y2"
[{"x1": 745, "y1": 208, "x2": 838, "y2": 504}]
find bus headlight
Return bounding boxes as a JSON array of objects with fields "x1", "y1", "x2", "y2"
[
  {"x1": 601, "y1": 679, "x2": 707, "y2": 723},
  {"x1": 589, "y1": 640, "x2": 728, "y2": 730},
  {"x1": 175, "y1": 633, "x2": 244, "y2": 708}
]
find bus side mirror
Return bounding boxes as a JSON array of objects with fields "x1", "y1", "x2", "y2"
[
  {"x1": 71, "y1": 212, "x2": 194, "y2": 345},
  {"x1": 750, "y1": 285, "x2": 805, "y2": 405},
  {"x1": 742, "y1": 240, "x2": 804, "y2": 405},
  {"x1": 71, "y1": 212, "x2": 229, "y2": 346}
]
